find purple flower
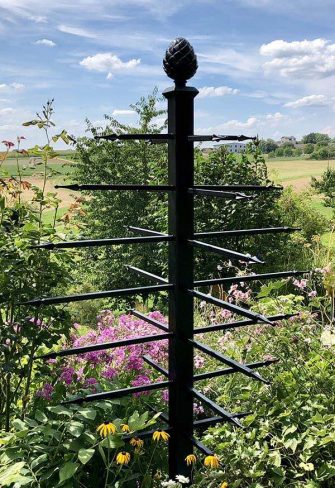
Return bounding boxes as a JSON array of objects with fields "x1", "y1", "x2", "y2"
[
  {"x1": 131, "y1": 374, "x2": 151, "y2": 397},
  {"x1": 36, "y1": 383, "x2": 54, "y2": 401},
  {"x1": 60, "y1": 367, "x2": 76, "y2": 385}
]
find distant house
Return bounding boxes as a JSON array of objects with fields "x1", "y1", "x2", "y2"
[
  {"x1": 279, "y1": 136, "x2": 297, "y2": 146},
  {"x1": 214, "y1": 142, "x2": 247, "y2": 154}
]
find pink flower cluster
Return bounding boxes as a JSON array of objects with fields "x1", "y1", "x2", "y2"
[
  {"x1": 38, "y1": 311, "x2": 169, "y2": 400},
  {"x1": 36, "y1": 383, "x2": 54, "y2": 401},
  {"x1": 228, "y1": 284, "x2": 251, "y2": 302}
]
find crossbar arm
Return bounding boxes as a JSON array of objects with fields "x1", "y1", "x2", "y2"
[
  {"x1": 194, "y1": 227, "x2": 300, "y2": 239},
  {"x1": 130, "y1": 309, "x2": 169, "y2": 332},
  {"x1": 191, "y1": 388, "x2": 243, "y2": 428},
  {"x1": 126, "y1": 265, "x2": 168, "y2": 284},
  {"x1": 190, "y1": 240, "x2": 264, "y2": 264},
  {"x1": 194, "y1": 270, "x2": 309, "y2": 287},
  {"x1": 194, "y1": 313, "x2": 298, "y2": 334},
  {"x1": 31, "y1": 235, "x2": 174, "y2": 250},
  {"x1": 194, "y1": 358, "x2": 278, "y2": 381}
]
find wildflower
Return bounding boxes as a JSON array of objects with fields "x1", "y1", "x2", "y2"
[
  {"x1": 194, "y1": 355, "x2": 205, "y2": 369},
  {"x1": 152, "y1": 429, "x2": 170, "y2": 442},
  {"x1": 36, "y1": 383, "x2": 54, "y2": 401},
  {"x1": 204, "y1": 455, "x2": 220, "y2": 468},
  {"x1": 116, "y1": 451, "x2": 131, "y2": 465},
  {"x1": 121, "y1": 424, "x2": 130, "y2": 433},
  {"x1": 161, "y1": 481, "x2": 178, "y2": 488},
  {"x1": 2, "y1": 140, "x2": 15, "y2": 149},
  {"x1": 220, "y1": 483, "x2": 229, "y2": 488},
  {"x1": 185, "y1": 454, "x2": 197, "y2": 466},
  {"x1": 175, "y1": 475, "x2": 190, "y2": 484},
  {"x1": 308, "y1": 290, "x2": 317, "y2": 297},
  {"x1": 130, "y1": 437, "x2": 144, "y2": 449},
  {"x1": 96, "y1": 421, "x2": 117, "y2": 437}
]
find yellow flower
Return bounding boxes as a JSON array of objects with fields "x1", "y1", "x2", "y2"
[
  {"x1": 96, "y1": 421, "x2": 117, "y2": 437},
  {"x1": 220, "y1": 483, "x2": 229, "y2": 488},
  {"x1": 152, "y1": 429, "x2": 170, "y2": 442},
  {"x1": 185, "y1": 454, "x2": 197, "y2": 466},
  {"x1": 204, "y1": 455, "x2": 220, "y2": 469},
  {"x1": 116, "y1": 451, "x2": 131, "y2": 465},
  {"x1": 121, "y1": 424, "x2": 130, "y2": 433},
  {"x1": 129, "y1": 437, "x2": 144, "y2": 449}
]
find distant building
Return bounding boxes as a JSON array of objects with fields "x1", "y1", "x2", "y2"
[
  {"x1": 214, "y1": 142, "x2": 247, "y2": 154},
  {"x1": 279, "y1": 136, "x2": 297, "y2": 146}
]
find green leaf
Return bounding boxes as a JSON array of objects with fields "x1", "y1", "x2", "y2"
[
  {"x1": 76, "y1": 408, "x2": 97, "y2": 420},
  {"x1": 67, "y1": 421, "x2": 84, "y2": 437},
  {"x1": 299, "y1": 462, "x2": 315, "y2": 472},
  {"x1": 48, "y1": 406, "x2": 72, "y2": 417},
  {"x1": 59, "y1": 462, "x2": 78, "y2": 483},
  {"x1": 35, "y1": 410, "x2": 48, "y2": 423},
  {"x1": 78, "y1": 448, "x2": 95, "y2": 465},
  {"x1": 31, "y1": 454, "x2": 48, "y2": 470}
]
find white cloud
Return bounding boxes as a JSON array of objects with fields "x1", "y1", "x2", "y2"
[
  {"x1": 58, "y1": 24, "x2": 98, "y2": 39},
  {"x1": 196, "y1": 112, "x2": 288, "y2": 135},
  {"x1": 198, "y1": 86, "x2": 239, "y2": 98},
  {"x1": 112, "y1": 109, "x2": 135, "y2": 115},
  {"x1": 35, "y1": 39, "x2": 56, "y2": 47},
  {"x1": 0, "y1": 82, "x2": 25, "y2": 92},
  {"x1": 0, "y1": 107, "x2": 14, "y2": 116},
  {"x1": 30, "y1": 15, "x2": 47, "y2": 23},
  {"x1": 284, "y1": 94, "x2": 329, "y2": 108},
  {"x1": 260, "y1": 38, "x2": 335, "y2": 78},
  {"x1": 80, "y1": 53, "x2": 141, "y2": 78}
]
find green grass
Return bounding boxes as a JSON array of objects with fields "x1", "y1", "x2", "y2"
[{"x1": 0, "y1": 157, "x2": 75, "y2": 178}]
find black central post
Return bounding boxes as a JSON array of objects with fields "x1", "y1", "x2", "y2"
[{"x1": 163, "y1": 38, "x2": 199, "y2": 480}]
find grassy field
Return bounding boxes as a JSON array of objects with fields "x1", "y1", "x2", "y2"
[{"x1": 266, "y1": 156, "x2": 335, "y2": 191}]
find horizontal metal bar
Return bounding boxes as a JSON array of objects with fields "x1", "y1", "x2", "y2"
[
  {"x1": 194, "y1": 313, "x2": 298, "y2": 334},
  {"x1": 130, "y1": 309, "x2": 169, "y2": 332},
  {"x1": 22, "y1": 284, "x2": 174, "y2": 306},
  {"x1": 190, "y1": 437, "x2": 213, "y2": 456},
  {"x1": 142, "y1": 355, "x2": 169, "y2": 377},
  {"x1": 189, "y1": 134, "x2": 257, "y2": 142},
  {"x1": 194, "y1": 358, "x2": 279, "y2": 381},
  {"x1": 191, "y1": 388, "x2": 243, "y2": 428},
  {"x1": 54, "y1": 184, "x2": 175, "y2": 192},
  {"x1": 36, "y1": 332, "x2": 172, "y2": 360},
  {"x1": 191, "y1": 290, "x2": 273, "y2": 325},
  {"x1": 195, "y1": 185, "x2": 283, "y2": 191},
  {"x1": 31, "y1": 235, "x2": 174, "y2": 250},
  {"x1": 95, "y1": 133, "x2": 174, "y2": 141},
  {"x1": 194, "y1": 413, "x2": 250, "y2": 429},
  {"x1": 64, "y1": 380, "x2": 171, "y2": 404},
  {"x1": 191, "y1": 340, "x2": 269, "y2": 384},
  {"x1": 127, "y1": 226, "x2": 169, "y2": 237},
  {"x1": 190, "y1": 240, "x2": 264, "y2": 264},
  {"x1": 190, "y1": 188, "x2": 254, "y2": 200},
  {"x1": 126, "y1": 265, "x2": 168, "y2": 284},
  {"x1": 194, "y1": 227, "x2": 301, "y2": 239},
  {"x1": 146, "y1": 404, "x2": 169, "y2": 423},
  {"x1": 194, "y1": 270, "x2": 309, "y2": 287}
]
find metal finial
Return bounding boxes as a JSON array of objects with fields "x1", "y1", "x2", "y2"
[{"x1": 163, "y1": 37, "x2": 198, "y2": 86}]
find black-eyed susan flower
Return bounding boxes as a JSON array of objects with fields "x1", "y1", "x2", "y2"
[
  {"x1": 185, "y1": 454, "x2": 197, "y2": 466},
  {"x1": 220, "y1": 482, "x2": 229, "y2": 488},
  {"x1": 116, "y1": 451, "x2": 131, "y2": 465},
  {"x1": 121, "y1": 423, "x2": 130, "y2": 433},
  {"x1": 204, "y1": 454, "x2": 220, "y2": 469},
  {"x1": 152, "y1": 429, "x2": 170, "y2": 442},
  {"x1": 97, "y1": 421, "x2": 117, "y2": 437},
  {"x1": 129, "y1": 437, "x2": 144, "y2": 449}
]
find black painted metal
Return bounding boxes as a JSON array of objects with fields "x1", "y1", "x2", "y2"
[
  {"x1": 191, "y1": 388, "x2": 243, "y2": 428},
  {"x1": 127, "y1": 225, "x2": 169, "y2": 237},
  {"x1": 26, "y1": 37, "x2": 307, "y2": 484},
  {"x1": 64, "y1": 380, "x2": 170, "y2": 404},
  {"x1": 31, "y1": 235, "x2": 174, "y2": 250},
  {"x1": 191, "y1": 340, "x2": 269, "y2": 384},
  {"x1": 190, "y1": 188, "x2": 254, "y2": 200},
  {"x1": 37, "y1": 332, "x2": 172, "y2": 360},
  {"x1": 193, "y1": 358, "x2": 279, "y2": 381},
  {"x1": 130, "y1": 309, "x2": 169, "y2": 332},
  {"x1": 194, "y1": 313, "x2": 298, "y2": 334},
  {"x1": 22, "y1": 284, "x2": 173, "y2": 306},
  {"x1": 195, "y1": 184, "x2": 283, "y2": 191},
  {"x1": 55, "y1": 184, "x2": 175, "y2": 192},
  {"x1": 163, "y1": 79, "x2": 197, "y2": 478},
  {"x1": 194, "y1": 270, "x2": 309, "y2": 287},
  {"x1": 189, "y1": 134, "x2": 257, "y2": 142},
  {"x1": 95, "y1": 133, "x2": 174, "y2": 141},
  {"x1": 194, "y1": 227, "x2": 300, "y2": 239},
  {"x1": 126, "y1": 265, "x2": 168, "y2": 283},
  {"x1": 190, "y1": 240, "x2": 264, "y2": 264},
  {"x1": 191, "y1": 289, "x2": 274, "y2": 325}
]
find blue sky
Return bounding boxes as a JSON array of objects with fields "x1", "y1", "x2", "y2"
[{"x1": 1, "y1": 0, "x2": 335, "y2": 147}]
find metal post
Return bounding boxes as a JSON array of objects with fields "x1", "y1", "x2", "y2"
[{"x1": 163, "y1": 37, "x2": 199, "y2": 480}]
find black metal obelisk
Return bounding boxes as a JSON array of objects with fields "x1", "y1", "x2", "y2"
[{"x1": 163, "y1": 37, "x2": 198, "y2": 479}]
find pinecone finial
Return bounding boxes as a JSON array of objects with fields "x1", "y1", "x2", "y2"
[{"x1": 163, "y1": 37, "x2": 198, "y2": 86}]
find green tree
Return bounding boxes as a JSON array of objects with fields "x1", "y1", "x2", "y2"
[
  {"x1": 302, "y1": 132, "x2": 331, "y2": 144},
  {"x1": 259, "y1": 138, "x2": 278, "y2": 154}
]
